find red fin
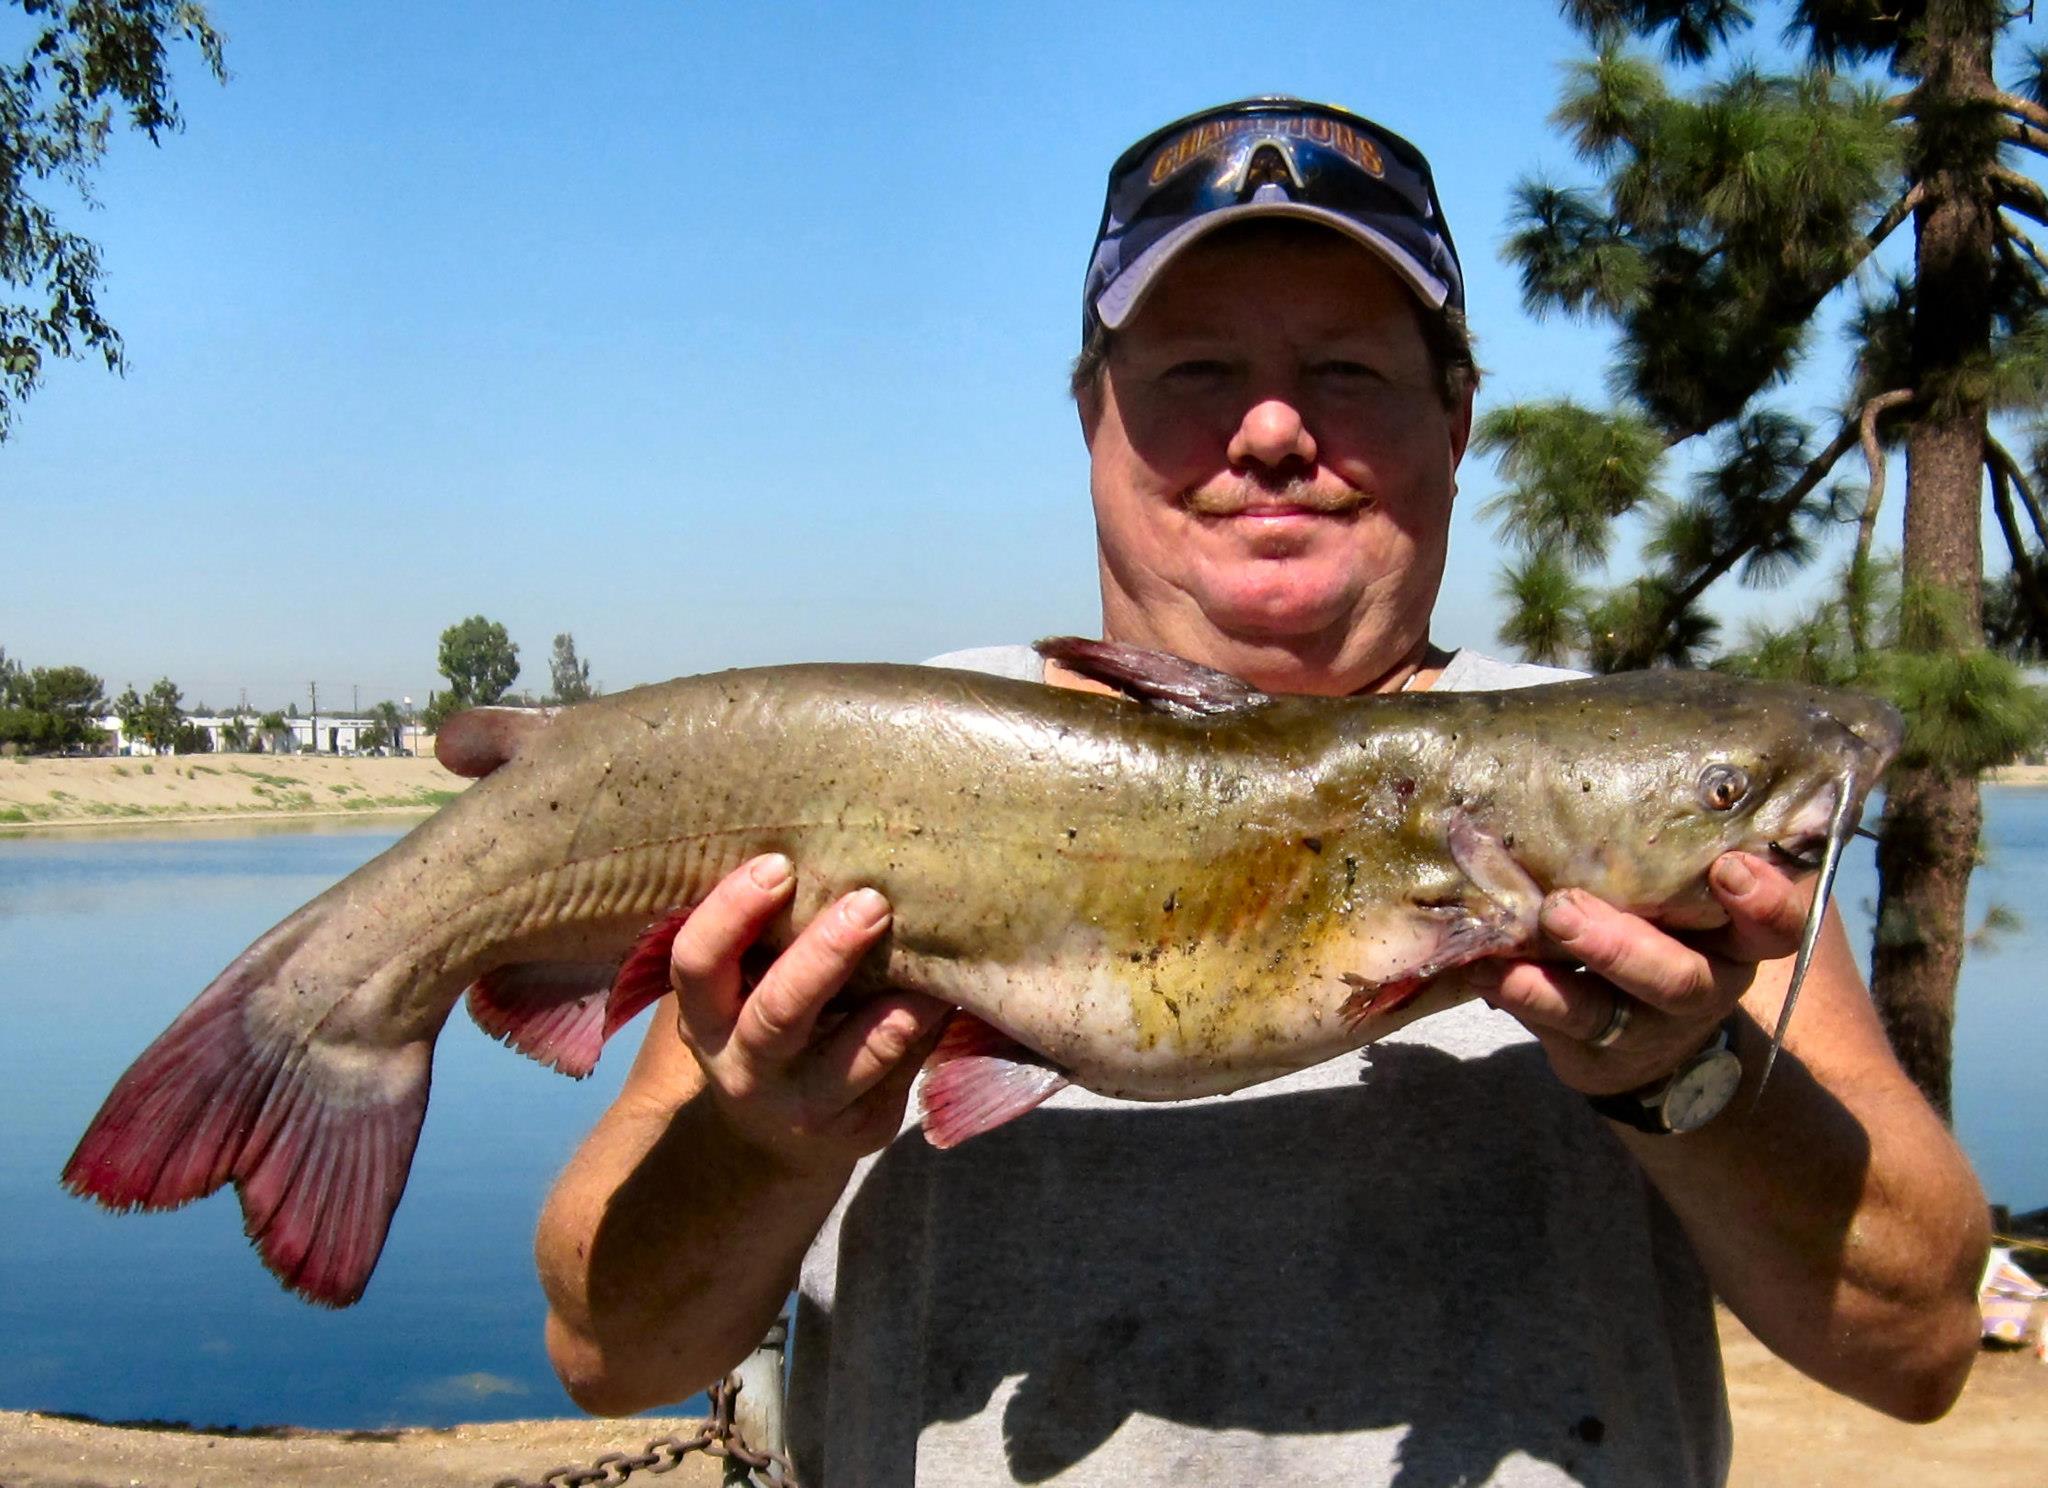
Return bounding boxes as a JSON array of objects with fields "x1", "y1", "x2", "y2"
[
  {"x1": 62, "y1": 930, "x2": 429, "y2": 1308},
  {"x1": 604, "y1": 909, "x2": 693, "y2": 1041},
  {"x1": 435, "y1": 705, "x2": 558, "y2": 779},
  {"x1": 1033, "y1": 637, "x2": 1269, "y2": 717},
  {"x1": 917, "y1": 1013, "x2": 1070, "y2": 1149},
  {"x1": 466, "y1": 963, "x2": 614, "y2": 1077},
  {"x1": 1339, "y1": 814, "x2": 1544, "y2": 1030}
]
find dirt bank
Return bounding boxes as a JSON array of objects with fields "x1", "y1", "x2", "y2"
[
  {"x1": 0, "y1": 752, "x2": 467, "y2": 829},
  {"x1": 2, "y1": 1312, "x2": 2040, "y2": 1487}
]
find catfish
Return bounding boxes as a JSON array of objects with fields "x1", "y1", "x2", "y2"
[{"x1": 64, "y1": 639, "x2": 1900, "y2": 1305}]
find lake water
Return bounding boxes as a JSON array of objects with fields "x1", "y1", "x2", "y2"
[{"x1": 2, "y1": 801, "x2": 2044, "y2": 1430}]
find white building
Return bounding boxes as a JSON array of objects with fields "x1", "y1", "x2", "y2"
[{"x1": 96, "y1": 713, "x2": 403, "y2": 756}]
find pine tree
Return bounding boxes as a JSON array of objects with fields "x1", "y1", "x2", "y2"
[{"x1": 1485, "y1": 0, "x2": 2048, "y2": 1115}]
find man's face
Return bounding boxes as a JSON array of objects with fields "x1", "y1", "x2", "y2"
[{"x1": 1081, "y1": 225, "x2": 1472, "y2": 689}]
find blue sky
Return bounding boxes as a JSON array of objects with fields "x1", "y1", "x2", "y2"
[{"x1": 3, "y1": 1, "x2": 1913, "y2": 711}]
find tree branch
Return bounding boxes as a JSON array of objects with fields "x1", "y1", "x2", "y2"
[
  {"x1": 1986, "y1": 434, "x2": 2048, "y2": 548},
  {"x1": 1994, "y1": 167, "x2": 2048, "y2": 227},
  {"x1": 2002, "y1": 217, "x2": 2048, "y2": 281},
  {"x1": 1855, "y1": 390, "x2": 1916, "y2": 568},
  {"x1": 1864, "y1": 182, "x2": 1926, "y2": 258},
  {"x1": 1987, "y1": 456, "x2": 2048, "y2": 646},
  {"x1": 2002, "y1": 114, "x2": 2048, "y2": 158},
  {"x1": 1995, "y1": 88, "x2": 2048, "y2": 134},
  {"x1": 1618, "y1": 394, "x2": 1915, "y2": 669}
]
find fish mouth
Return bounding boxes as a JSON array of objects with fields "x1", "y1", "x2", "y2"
[{"x1": 1766, "y1": 785, "x2": 1841, "y2": 871}]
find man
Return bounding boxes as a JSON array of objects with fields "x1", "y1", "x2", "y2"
[{"x1": 536, "y1": 98, "x2": 1987, "y2": 1485}]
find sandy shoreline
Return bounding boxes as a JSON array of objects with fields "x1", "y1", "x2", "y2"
[
  {"x1": 1, "y1": 1311, "x2": 2040, "y2": 1486},
  {"x1": 0, "y1": 752, "x2": 468, "y2": 830},
  {"x1": 4, "y1": 751, "x2": 2043, "y2": 834}
]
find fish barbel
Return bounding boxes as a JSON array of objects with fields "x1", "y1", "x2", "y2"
[{"x1": 63, "y1": 639, "x2": 1900, "y2": 1306}]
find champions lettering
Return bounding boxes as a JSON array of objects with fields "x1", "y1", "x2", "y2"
[{"x1": 1146, "y1": 114, "x2": 1386, "y2": 186}]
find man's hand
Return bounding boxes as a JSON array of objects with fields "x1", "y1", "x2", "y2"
[
  {"x1": 1485, "y1": 850, "x2": 1814, "y2": 1096},
  {"x1": 669, "y1": 854, "x2": 952, "y2": 1175}
]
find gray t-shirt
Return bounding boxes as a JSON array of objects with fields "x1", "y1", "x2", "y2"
[{"x1": 786, "y1": 647, "x2": 1730, "y2": 1487}]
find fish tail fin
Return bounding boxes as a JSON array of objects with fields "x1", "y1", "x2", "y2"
[
  {"x1": 466, "y1": 963, "x2": 615, "y2": 1078},
  {"x1": 62, "y1": 922, "x2": 430, "y2": 1308},
  {"x1": 603, "y1": 908, "x2": 693, "y2": 1041}
]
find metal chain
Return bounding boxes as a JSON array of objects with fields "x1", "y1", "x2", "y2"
[{"x1": 492, "y1": 1377, "x2": 802, "y2": 1488}]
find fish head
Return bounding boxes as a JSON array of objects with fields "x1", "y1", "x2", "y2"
[{"x1": 1493, "y1": 671, "x2": 1901, "y2": 928}]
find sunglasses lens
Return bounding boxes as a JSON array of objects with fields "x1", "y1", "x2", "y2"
[{"x1": 1084, "y1": 101, "x2": 1463, "y2": 336}]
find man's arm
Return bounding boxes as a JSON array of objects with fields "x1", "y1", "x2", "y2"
[
  {"x1": 535, "y1": 855, "x2": 945, "y2": 1416},
  {"x1": 1488, "y1": 853, "x2": 1989, "y2": 1423}
]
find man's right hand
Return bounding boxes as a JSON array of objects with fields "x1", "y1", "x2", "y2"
[
  {"x1": 668, "y1": 853, "x2": 953, "y2": 1176},
  {"x1": 537, "y1": 853, "x2": 950, "y2": 1413}
]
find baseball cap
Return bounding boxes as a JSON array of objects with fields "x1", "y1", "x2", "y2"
[{"x1": 1081, "y1": 97, "x2": 1465, "y2": 343}]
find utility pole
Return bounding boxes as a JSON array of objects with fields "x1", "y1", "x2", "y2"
[
  {"x1": 352, "y1": 684, "x2": 359, "y2": 714},
  {"x1": 309, "y1": 682, "x2": 319, "y2": 756}
]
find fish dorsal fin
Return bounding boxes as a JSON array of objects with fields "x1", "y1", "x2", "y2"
[
  {"x1": 1034, "y1": 637, "x2": 1270, "y2": 717},
  {"x1": 435, "y1": 706, "x2": 559, "y2": 779}
]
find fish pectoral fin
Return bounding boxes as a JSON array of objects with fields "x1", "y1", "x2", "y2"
[
  {"x1": 1033, "y1": 636, "x2": 1270, "y2": 717},
  {"x1": 466, "y1": 962, "x2": 616, "y2": 1078},
  {"x1": 917, "y1": 1012, "x2": 1071, "y2": 1149},
  {"x1": 602, "y1": 907, "x2": 696, "y2": 1042},
  {"x1": 1340, "y1": 814, "x2": 1545, "y2": 1026}
]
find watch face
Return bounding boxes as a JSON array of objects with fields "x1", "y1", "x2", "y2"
[{"x1": 1661, "y1": 1049, "x2": 1744, "y2": 1134}]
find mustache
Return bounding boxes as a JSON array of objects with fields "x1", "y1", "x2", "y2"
[{"x1": 1180, "y1": 479, "x2": 1371, "y2": 517}]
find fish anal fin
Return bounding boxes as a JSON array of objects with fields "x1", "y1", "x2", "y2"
[
  {"x1": 917, "y1": 1013, "x2": 1070, "y2": 1149},
  {"x1": 62, "y1": 952, "x2": 428, "y2": 1308},
  {"x1": 466, "y1": 963, "x2": 615, "y2": 1078},
  {"x1": 435, "y1": 705, "x2": 559, "y2": 779},
  {"x1": 1341, "y1": 813, "x2": 1544, "y2": 1027},
  {"x1": 1033, "y1": 637, "x2": 1269, "y2": 717},
  {"x1": 604, "y1": 908, "x2": 694, "y2": 1041}
]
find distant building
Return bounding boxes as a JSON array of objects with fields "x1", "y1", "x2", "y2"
[{"x1": 95, "y1": 714, "x2": 397, "y2": 756}]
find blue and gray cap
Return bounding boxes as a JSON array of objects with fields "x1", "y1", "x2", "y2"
[{"x1": 1081, "y1": 96, "x2": 1465, "y2": 343}]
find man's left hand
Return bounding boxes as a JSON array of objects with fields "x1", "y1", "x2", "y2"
[{"x1": 1485, "y1": 849, "x2": 1815, "y2": 1096}]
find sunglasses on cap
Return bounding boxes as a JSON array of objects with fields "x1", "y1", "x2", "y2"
[{"x1": 1082, "y1": 97, "x2": 1464, "y2": 341}]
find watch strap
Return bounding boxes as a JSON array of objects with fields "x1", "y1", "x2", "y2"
[{"x1": 1585, "y1": 1020, "x2": 1740, "y2": 1134}]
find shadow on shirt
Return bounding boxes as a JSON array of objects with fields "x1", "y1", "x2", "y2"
[{"x1": 798, "y1": 1036, "x2": 1867, "y2": 1486}]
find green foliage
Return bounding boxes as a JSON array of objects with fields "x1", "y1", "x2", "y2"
[
  {"x1": 365, "y1": 699, "x2": 404, "y2": 751},
  {"x1": 1508, "y1": 32, "x2": 1902, "y2": 438},
  {"x1": 1473, "y1": 401, "x2": 1665, "y2": 565},
  {"x1": 1877, "y1": 647, "x2": 2048, "y2": 777},
  {"x1": 1562, "y1": 0, "x2": 1757, "y2": 66},
  {"x1": 114, "y1": 675, "x2": 183, "y2": 753},
  {"x1": 1494, "y1": 551, "x2": 1588, "y2": 664},
  {"x1": 1583, "y1": 577, "x2": 1720, "y2": 671},
  {"x1": 435, "y1": 615, "x2": 520, "y2": 711},
  {"x1": 1, "y1": 0, "x2": 226, "y2": 439},
  {"x1": 549, "y1": 631, "x2": 595, "y2": 704},
  {"x1": 0, "y1": 648, "x2": 104, "y2": 751}
]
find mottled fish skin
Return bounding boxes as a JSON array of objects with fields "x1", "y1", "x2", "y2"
[{"x1": 64, "y1": 658, "x2": 1900, "y2": 1305}]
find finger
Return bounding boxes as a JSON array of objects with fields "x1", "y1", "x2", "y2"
[
  {"x1": 732, "y1": 887, "x2": 893, "y2": 1066},
  {"x1": 1491, "y1": 959, "x2": 1640, "y2": 1044},
  {"x1": 842, "y1": 1015, "x2": 953, "y2": 1150},
  {"x1": 1702, "y1": 852, "x2": 1811, "y2": 964},
  {"x1": 669, "y1": 854, "x2": 797, "y2": 1048},
  {"x1": 1536, "y1": 890, "x2": 1716, "y2": 1016},
  {"x1": 808, "y1": 992, "x2": 954, "y2": 1106}
]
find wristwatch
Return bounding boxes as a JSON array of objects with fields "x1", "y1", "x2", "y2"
[{"x1": 1586, "y1": 1021, "x2": 1743, "y2": 1135}]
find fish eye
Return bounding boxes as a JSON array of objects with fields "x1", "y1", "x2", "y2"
[{"x1": 1697, "y1": 763, "x2": 1750, "y2": 812}]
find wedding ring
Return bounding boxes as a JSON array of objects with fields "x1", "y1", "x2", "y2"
[{"x1": 1588, "y1": 993, "x2": 1632, "y2": 1049}]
